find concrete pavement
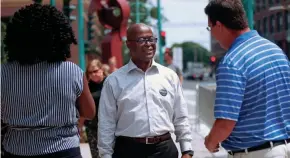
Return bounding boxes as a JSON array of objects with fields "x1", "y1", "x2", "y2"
[
  {"x1": 179, "y1": 87, "x2": 228, "y2": 158},
  {"x1": 80, "y1": 143, "x2": 92, "y2": 158}
]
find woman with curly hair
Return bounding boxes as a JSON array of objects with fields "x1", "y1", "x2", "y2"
[{"x1": 1, "y1": 3, "x2": 95, "y2": 158}]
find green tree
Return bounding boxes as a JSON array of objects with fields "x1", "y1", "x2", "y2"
[
  {"x1": 128, "y1": 0, "x2": 168, "y2": 24},
  {"x1": 171, "y1": 42, "x2": 211, "y2": 70},
  {"x1": 128, "y1": 0, "x2": 151, "y2": 24},
  {"x1": 149, "y1": 7, "x2": 168, "y2": 22}
]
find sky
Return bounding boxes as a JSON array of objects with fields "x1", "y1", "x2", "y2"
[{"x1": 149, "y1": 0, "x2": 211, "y2": 51}]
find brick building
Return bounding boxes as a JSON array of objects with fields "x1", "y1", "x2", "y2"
[
  {"x1": 1, "y1": 0, "x2": 91, "y2": 64},
  {"x1": 254, "y1": 0, "x2": 290, "y2": 59}
]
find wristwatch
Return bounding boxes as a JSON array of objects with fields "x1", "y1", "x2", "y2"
[{"x1": 182, "y1": 150, "x2": 194, "y2": 157}]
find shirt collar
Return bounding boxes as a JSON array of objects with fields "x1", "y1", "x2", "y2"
[
  {"x1": 228, "y1": 30, "x2": 259, "y2": 51},
  {"x1": 127, "y1": 59, "x2": 159, "y2": 73}
]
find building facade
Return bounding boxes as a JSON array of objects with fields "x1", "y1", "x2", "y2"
[{"x1": 254, "y1": 0, "x2": 290, "y2": 59}]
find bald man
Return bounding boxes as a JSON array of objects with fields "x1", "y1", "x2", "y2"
[{"x1": 98, "y1": 23, "x2": 193, "y2": 158}]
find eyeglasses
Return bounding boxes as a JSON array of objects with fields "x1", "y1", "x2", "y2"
[
  {"x1": 128, "y1": 37, "x2": 158, "y2": 44},
  {"x1": 206, "y1": 26, "x2": 211, "y2": 31},
  {"x1": 88, "y1": 69, "x2": 102, "y2": 74}
]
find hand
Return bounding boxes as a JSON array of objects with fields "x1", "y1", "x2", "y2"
[
  {"x1": 181, "y1": 154, "x2": 192, "y2": 158},
  {"x1": 204, "y1": 135, "x2": 220, "y2": 153}
]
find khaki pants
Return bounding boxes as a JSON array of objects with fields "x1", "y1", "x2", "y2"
[{"x1": 228, "y1": 143, "x2": 290, "y2": 158}]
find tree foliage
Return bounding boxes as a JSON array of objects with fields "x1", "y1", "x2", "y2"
[
  {"x1": 128, "y1": 0, "x2": 151, "y2": 24},
  {"x1": 171, "y1": 42, "x2": 211, "y2": 70},
  {"x1": 129, "y1": 4, "x2": 150, "y2": 24},
  {"x1": 149, "y1": 7, "x2": 168, "y2": 22}
]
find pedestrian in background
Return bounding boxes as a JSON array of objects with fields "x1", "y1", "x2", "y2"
[
  {"x1": 97, "y1": 23, "x2": 193, "y2": 158},
  {"x1": 1, "y1": 4, "x2": 95, "y2": 158},
  {"x1": 83, "y1": 59, "x2": 106, "y2": 158},
  {"x1": 164, "y1": 48, "x2": 183, "y2": 83},
  {"x1": 204, "y1": 0, "x2": 290, "y2": 158}
]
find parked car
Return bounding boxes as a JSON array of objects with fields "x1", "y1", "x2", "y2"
[{"x1": 184, "y1": 62, "x2": 206, "y2": 80}]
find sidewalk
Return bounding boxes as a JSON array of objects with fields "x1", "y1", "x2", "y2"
[
  {"x1": 80, "y1": 143, "x2": 92, "y2": 158},
  {"x1": 181, "y1": 89, "x2": 228, "y2": 158},
  {"x1": 170, "y1": 116, "x2": 228, "y2": 158}
]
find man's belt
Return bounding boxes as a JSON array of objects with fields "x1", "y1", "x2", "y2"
[
  {"x1": 228, "y1": 138, "x2": 290, "y2": 155},
  {"x1": 117, "y1": 132, "x2": 171, "y2": 144}
]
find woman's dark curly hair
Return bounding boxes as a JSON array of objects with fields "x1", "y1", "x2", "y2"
[{"x1": 4, "y1": 3, "x2": 77, "y2": 65}]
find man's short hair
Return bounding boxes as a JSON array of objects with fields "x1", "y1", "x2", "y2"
[{"x1": 204, "y1": 0, "x2": 248, "y2": 30}]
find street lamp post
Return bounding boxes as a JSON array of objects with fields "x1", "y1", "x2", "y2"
[
  {"x1": 135, "y1": 0, "x2": 140, "y2": 23},
  {"x1": 157, "y1": 0, "x2": 163, "y2": 65},
  {"x1": 77, "y1": 0, "x2": 85, "y2": 70},
  {"x1": 50, "y1": 0, "x2": 56, "y2": 6},
  {"x1": 243, "y1": 0, "x2": 254, "y2": 29}
]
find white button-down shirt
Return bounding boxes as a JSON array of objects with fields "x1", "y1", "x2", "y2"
[{"x1": 98, "y1": 60, "x2": 192, "y2": 158}]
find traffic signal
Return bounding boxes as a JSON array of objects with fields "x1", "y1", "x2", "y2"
[
  {"x1": 161, "y1": 31, "x2": 166, "y2": 47},
  {"x1": 63, "y1": 0, "x2": 76, "y2": 22},
  {"x1": 87, "y1": 14, "x2": 96, "y2": 41},
  {"x1": 210, "y1": 56, "x2": 216, "y2": 65},
  {"x1": 210, "y1": 56, "x2": 216, "y2": 62},
  {"x1": 33, "y1": 0, "x2": 42, "y2": 4}
]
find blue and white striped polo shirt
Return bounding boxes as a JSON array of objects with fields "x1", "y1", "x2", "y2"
[
  {"x1": 1, "y1": 61, "x2": 83, "y2": 156},
  {"x1": 214, "y1": 30, "x2": 290, "y2": 151}
]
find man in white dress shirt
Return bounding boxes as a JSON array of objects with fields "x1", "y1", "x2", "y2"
[{"x1": 98, "y1": 23, "x2": 193, "y2": 158}]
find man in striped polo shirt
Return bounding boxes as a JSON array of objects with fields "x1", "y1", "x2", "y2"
[{"x1": 203, "y1": 0, "x2": 290, "y2": 157}]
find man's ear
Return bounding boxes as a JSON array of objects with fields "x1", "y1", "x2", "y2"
[
  {"x1": 216, "y1": 21, "x2": 224, "y2": 29},
  {"x1": 214, "y1": 21, "x2": 222, "y2": 32}
]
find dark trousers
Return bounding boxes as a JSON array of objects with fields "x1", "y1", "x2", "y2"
[
  {"x1": 112, "y1": 137, "x2": 178, "y2": 158},
  {"x1": 2, "y1": 147, "x2": 82, "y2": 158},
  {"x1": 86, "y1": 127, "x2": 100, "y2": 158}
]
